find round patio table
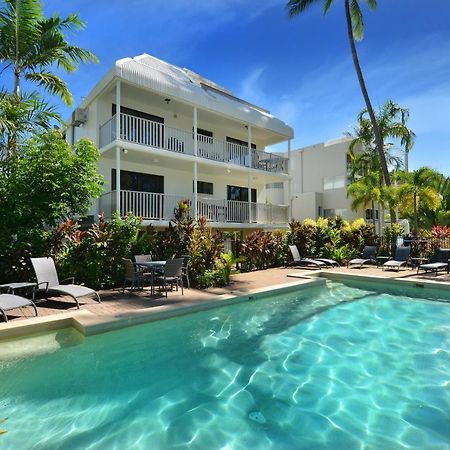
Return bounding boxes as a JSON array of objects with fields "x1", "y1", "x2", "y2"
[{"x1": 135, "y1": 261, "x2": 166, "y2": 295}]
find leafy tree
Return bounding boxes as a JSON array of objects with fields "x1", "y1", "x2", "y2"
[
  {"x1": 287, "y1": 0, "x2": 393, "y2": 200},
  {"x1": 0, "y1": 0, "x2": 98, "y2": 104},
  {"x1": 420, "y1": 175, "x2": 450, "y2": 227},
  {"x1": 395, "y1": 167, "x2": 441, "y2": 236},
  {"x1": 0, "y1": 130, "x2": 103, "y2": 240}
]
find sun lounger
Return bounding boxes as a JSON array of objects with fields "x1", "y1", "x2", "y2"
[
  {"x1": 0, "y1": 293, "x2": 37, "y2": 322},
  {"x1": 312, "y1": 257, "x2": 339, "y2": 267},
  {"x1": 417, "y1": 249, "x2": 450, "y2": 276},
  {"x1": 288, "y1": 245, "x2": 327, "y2": 269},
  {"x1": 348, "y1": 245, "x2": 377, "y2": 268},
  {"x1": 382, "y1": 246, "x2": 411, "y2": 272},
  {"x1": 31, "y1": 257, "x2": 101, "y2": 309}
]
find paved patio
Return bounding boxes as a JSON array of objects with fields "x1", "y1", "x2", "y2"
[{"x1": 2, "y1": 265, "x2": 449, "y2": 323}]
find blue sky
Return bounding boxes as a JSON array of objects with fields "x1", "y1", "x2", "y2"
[{"x1": 40, "y1": 0, "x2": 450, "y2": 175}]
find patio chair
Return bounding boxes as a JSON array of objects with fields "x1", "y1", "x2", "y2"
[
  {"x1": 288, "y1": 245, "x2": 327, "y2": 269},
  {"x1": 382, "y1": 246, "x2": 411, "y2": 272},
  {"x1": 182, "y1": 255, "x2": 191, "y2": 289},
  {"x1": 31, "y1": 257, "x2": 101, "y2": 309},
  {"x1": 154, "y1": 258, "x2": 184, "y2": 297},
  {"x1": 0, "y1": 293, "x2": 38, "y2": 322},
  {"x1": 122, "y1": 258, "x2": 145, "y2": 293},
  {"x1": 348, "y1": 246, "x2": 378, "y2": 269},
  {"x1": 417, "y1": 248, "x2": 450, "y2": 276}
]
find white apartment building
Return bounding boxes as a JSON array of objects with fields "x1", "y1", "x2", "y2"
[
  {"x1": 290, "y1": 137, "x2": 368, "y2": 222},
  {"x1": 68, "y1": 54, "x2": 294, "y2": 230}
]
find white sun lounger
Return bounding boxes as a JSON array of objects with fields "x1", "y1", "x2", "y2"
[
  {"x1": 31, "y1": 257, "x2": 101, "y2": 309},
  {"x1": 0, "y1": 293, "x2": 37, "y2": 322}
]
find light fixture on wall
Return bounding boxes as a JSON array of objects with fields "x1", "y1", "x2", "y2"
[
  {"x1": 122, "y1": 148, "x2": 128, "y2": 154},
  {"x1": 164, "y1": 98, "x2": 171, "y2": 104},
  {"x1": 226, "y1": 169, "x2": 231, "y2": 174}
]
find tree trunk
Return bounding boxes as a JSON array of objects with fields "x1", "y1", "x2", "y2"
[
  {"x1": 344, "y1": 0, "x2": 397, "y2": 252},
  {"x1": 413, "y1": 192, "x2": 418, "y2": 236},
  {"x1": 343, "y1": 1, "x2": 393, "y2": 199}
]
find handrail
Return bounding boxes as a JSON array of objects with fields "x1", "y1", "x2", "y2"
[
  {"x1": 99, "y1": 190, "x2": 288, "y2": 224},
  {"x1": 99, "y1": 113, "x2": 288, "y2": 173}
]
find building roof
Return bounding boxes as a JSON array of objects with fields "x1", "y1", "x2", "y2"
[{"x1": 82, "y1": 53, "x2": 293, "y2": 139}]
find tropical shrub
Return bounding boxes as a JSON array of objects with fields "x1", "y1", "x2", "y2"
[{"x1": 240, "y1": 230, "x2": 288, "y2": 271}]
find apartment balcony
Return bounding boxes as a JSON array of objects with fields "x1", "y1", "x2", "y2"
[
  {"x1": 99, "y1": 113, "x2": 288, "y2": 174},
  {"x1": 99, "y1": 191, "x2": 289, "y2": 225}
]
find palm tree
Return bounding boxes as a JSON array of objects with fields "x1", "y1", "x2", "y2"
[
  {"x1": 346, "y1": 99, "x2": 415, "y2": 232},
  {"x1": 0, "y1": 0, "x2": 98, "y2": 105},
  {"x1": 395, "y1": 167, "x2": 441, "y2": 236},
  {"x1": 287, "y1": 0, "x2": 392, "y2": 194},
  {"x1": 0, "y1": 91, "x2": 61, "y2": 158},
  {"x1": 347, "y1": 171, "x2": 383, "y2": 232}
]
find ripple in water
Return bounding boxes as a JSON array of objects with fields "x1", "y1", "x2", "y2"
[{"x1": 0, "y1": 282, "x2": 449, "y2": 449}]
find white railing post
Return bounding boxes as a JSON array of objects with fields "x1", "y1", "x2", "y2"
[
  {"x1": 247, "y1": 125, "x2": 252, "y2": 222},
  {"x1": 193, "y1": 107, "x2": 198, "y2": 219},
  {"x1": 115, "y1": 80, "x2": 121, "y2": 216},
  {"x1": 288, "y1": 139, "x2": 292, "y2": 222}
]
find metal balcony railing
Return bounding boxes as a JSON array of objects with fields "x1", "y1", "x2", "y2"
[
  {"x1": 99, "y1": 191, "x2": 289, "y2": 224},
  {"x1": 99, "y1": 113, "x2": 288, "y2": 174}
]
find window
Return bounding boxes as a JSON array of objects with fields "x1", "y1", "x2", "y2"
[
  {"x1": 227, "y1": 185, "x2": 256, "y2": 202},
  {"x1": 112, "y1": 104, "x2": 164, "y2": 124},
  {"x1": 323, "y1": 208, "x2": 347, "y2": 218},
  {"x1": 265, "y1": 182, "x2": 284, "y2": 189},
  {"x1": 194, "y1": 181, "x2": 213, "y2": 195},
  {"x1": 111, "y1": 169, "x2": 164, "y2": 193},
  {"x1": 226, "y1": 136, "x2": 256, "y2": 149},
  {"x1": 365, "y1": 209, "x2": 379, "y2": 220},
  {"x1": 318, "y1": 206, "x2": 322, "y2": 217},
  {"x1": 323, "y1": 175, "x2": 345, "y2": 190}
]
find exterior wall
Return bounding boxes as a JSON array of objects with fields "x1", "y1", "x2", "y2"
[
  {"x1": 290, "y1": 138, "x2": 364, "y2": 222},
  {"x1": 71, "y1": 77, "x2": 292, "y2": 229}
]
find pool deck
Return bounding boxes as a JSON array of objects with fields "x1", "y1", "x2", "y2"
[{"x1": 1, "y1": 265, "x2": 449, "y2": 331}]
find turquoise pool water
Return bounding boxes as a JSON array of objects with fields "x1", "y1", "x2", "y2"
[{"x1": 0, "y1": 281, "x2": 449, "y2": 449}]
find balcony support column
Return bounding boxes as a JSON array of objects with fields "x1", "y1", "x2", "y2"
[
  {"x1": 115, "y1": 146, "x2": 121, "y2": 216},
  {"x1": 193, "y1": 106, "x2": 198, "y2": 218},
  {"x1": 115, "y1": 80, "x2": 121, "y2": 216},
  {"x1": 288, "y1": 139, "x2": 292, "y2": 222},
  {"x1": 247, "y1": 125, "x2": 252, "y2": 222}
]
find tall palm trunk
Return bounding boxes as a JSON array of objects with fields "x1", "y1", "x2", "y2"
[{"x1": 344, "y1": 0, "x2": 397, "y2": 247}]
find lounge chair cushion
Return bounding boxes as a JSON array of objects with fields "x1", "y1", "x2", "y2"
[
  {"x1": 383, "y1": 260, "x2": 408, "y2": 269},
  {"x1": 48, "y1": 284, "x2": 96, "y2": 299},
  {"x1": 349, "y1": 258, "x2": 370, "y2": 266},
  {"x1": 0, "y1": 293, "x2": 34, "y2": 311},
  {"x1": 419, "y1": 262, "x2": 448, "y2": 271}
]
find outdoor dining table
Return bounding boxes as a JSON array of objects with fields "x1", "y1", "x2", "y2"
[{"x1": 135, "y1": 261, "x2": 166, "y2": 295}]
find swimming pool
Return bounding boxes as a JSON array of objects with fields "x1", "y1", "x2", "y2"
[{"x1": 0, "y1": 281, "x2": 449, "y2": 449}]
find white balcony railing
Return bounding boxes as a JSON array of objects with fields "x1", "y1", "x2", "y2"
[
  {"x1": 99, "y1": 113, "x2": 288, "y2": 174},
  {"x1": 99, "y1": 191, "x2": 289, "y2": 224}
]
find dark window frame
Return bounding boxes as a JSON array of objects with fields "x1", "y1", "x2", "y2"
[
  {"x1": 111, "y1": 169, "x2": 164, "y2": 193},
  {"x1": 112, "y1": 104, "x2": 164, "y2": 124},
  {"x1": 226, "y1": 136, "x2": 256, "y2": 150},
  {"x1": 194, "y1": 180, "x2": 214, "y2": 195},
  {"x1": 227, "y1": 185, "x2": 257, "y2": 202}
]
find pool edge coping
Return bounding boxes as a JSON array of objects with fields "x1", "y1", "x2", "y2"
[{"x1": 0, "y1": 277, "x2": 324, "y2": 341}]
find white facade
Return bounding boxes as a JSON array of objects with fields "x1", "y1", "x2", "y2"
[
  {"x1": 70, "y1": 54, "x2": 294, "y2": 230},
  {"x1": 290, "y1": 137, "x2": 366, "y2": 222}
]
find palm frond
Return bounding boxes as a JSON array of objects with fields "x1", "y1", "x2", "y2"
[
  {"x1": 286, "y1": 0, "x2": 320, "y2": 18},
  {"x1": 350, "y1": 0, "x2": 364, "y2": 41},
  {"x1": 24, "y1": 72, "x2": 72, "y2": 105}
]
